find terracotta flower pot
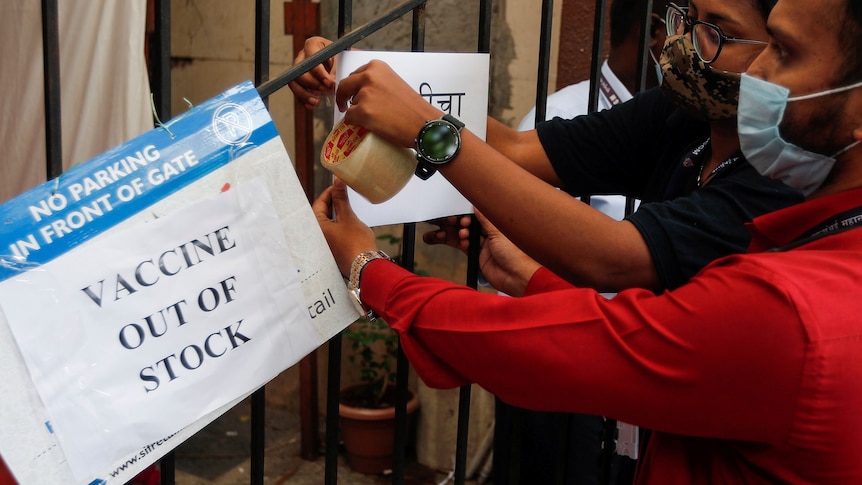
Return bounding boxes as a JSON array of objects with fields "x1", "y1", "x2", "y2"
[{"x1": 339, "y1": 385, "x2": 420, "y2": 474}]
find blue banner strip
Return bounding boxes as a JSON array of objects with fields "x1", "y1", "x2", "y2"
[{"x1": 0, "y1": 81, "x2": 279, "y2": 283}]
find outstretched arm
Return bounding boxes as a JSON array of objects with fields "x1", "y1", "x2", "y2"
[{"x1": 336, "y1": 60, "x2": 659, "y2": 292}]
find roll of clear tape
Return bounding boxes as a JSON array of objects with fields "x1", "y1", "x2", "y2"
[{"x1": 320, "y1": 118, "x2": 417, "y2": 204}]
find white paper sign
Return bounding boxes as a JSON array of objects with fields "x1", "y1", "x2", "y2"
[
  {"x1": 0, "y1": 81, "x2": 359, "y2": 484},
  {"x1": 334, "y1": 51, "x2": 490, "y2": 227}
]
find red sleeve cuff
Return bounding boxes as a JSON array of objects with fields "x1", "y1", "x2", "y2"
[{"x1": 523, "y1": 267, "x2": 571, "y2": 295}]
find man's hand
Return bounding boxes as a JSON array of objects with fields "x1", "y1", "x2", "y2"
[
  {"x1": 475, "y1": 210, "x2": 541, "y2": 297},
  {"x1": 312, "y1": 179, "x2": 379, "y2": 276},
  {"x1": 336, "y1": 60, "x2": 443, "y2": 148},
  {"x1": 422, "y1": 215, "x2": 472, "y2": 252},
  {"x1": 289, "y1": 36, "x2": 337, "y2": 110}
]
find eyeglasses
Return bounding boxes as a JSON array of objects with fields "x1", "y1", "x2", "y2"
[{"x1": 665, "y1": 3, "x2": 768, "y2": 64}]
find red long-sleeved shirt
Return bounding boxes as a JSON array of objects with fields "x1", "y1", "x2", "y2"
[{"x1": 360, "y1": 187, "x2": 862, "y2": 484}]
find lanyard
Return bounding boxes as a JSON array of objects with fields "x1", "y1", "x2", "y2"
[
  {"x1": 699, "y1": 152, "x2": 741, "y2": 187},
  {"x1": 768, "y1": 205, "x2": 862, "y2": 252},
  {"x1": 662, "y1": 138, "x2": 743, "y2": 199},
  {"x1": 598, "y1": 74, "x2": 625, "y2": 109}
]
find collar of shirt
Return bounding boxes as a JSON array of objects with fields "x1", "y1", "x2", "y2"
[
  {"x1": 746, "y1": 186, "x2": 862, "y2": 252},
  {"x1": 599, "y1": 60, "x2": 633, "y2": 109}
]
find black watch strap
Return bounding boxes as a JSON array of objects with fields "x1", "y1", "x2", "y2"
[{"x1": 415, "y1": 161, "x2": 437, "y2": 180}]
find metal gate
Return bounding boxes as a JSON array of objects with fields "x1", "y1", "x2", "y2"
[{"x1": 34, "y1": 0, "x2": 655, "y2": 483}]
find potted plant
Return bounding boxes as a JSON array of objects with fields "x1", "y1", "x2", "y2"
[{"x1": 338, "y1": 234, "x2": 421, "y2": 474}]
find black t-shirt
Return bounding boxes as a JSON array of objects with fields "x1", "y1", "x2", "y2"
[{"x1": 536, "y1": 87, "x2": 804, "y2": 289}]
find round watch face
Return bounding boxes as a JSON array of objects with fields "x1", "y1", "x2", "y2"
[{"x1": 416, "y1": 120, "x2": 461, "y2": 164}]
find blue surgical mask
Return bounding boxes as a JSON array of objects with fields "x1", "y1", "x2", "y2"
[
  {"x1": 649, "y1": 48, "x2": 663, "y2": 85},
  {"x1": 738, "y1": 73, "x2": 862, "y2": 195}
]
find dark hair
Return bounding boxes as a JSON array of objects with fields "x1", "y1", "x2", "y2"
[
  {"x1": 838, "y1": 0, "x2": 862, "y2": 83},
  {"x1": 609, "y1": 0, "x2": 665, "y2": 48},
  {"x1": 755, "y1": 0, "x2": 777, "y2": 18}
]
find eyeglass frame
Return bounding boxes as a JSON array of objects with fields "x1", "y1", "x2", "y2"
[{"x1": 665, "y1": 2, "x2": 768, "y2": 65}]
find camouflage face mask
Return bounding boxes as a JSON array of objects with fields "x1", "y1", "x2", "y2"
[{"x1": 659, "y1": 34, "x2": 740, "y2": 121}]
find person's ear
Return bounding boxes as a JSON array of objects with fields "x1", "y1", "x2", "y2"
[{"x1": 649, "y1": 13, "x2": 666, "y2": 49}]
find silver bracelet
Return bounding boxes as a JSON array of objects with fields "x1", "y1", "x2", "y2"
[{"x1": 348, "y1": 250, "x2": 391, "y2": 320}]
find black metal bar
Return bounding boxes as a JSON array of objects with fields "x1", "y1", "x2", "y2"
[
  {"x1": 255, "y1": 0, "x2": 271, "y2": 90},
  {"x1": 324, "y1": 333, "x2": 342, "y2": 485},
  {"x1": 159, "y1": 452, "x2": 175, "y2": 485},
  {"x1": 150, "y1": 2, "x2": 173, "y2": 482},
  {"x1": 323, "y1": 4, "x2": 355, "y2": 480},
  {"x1": 41, "y1": 0, "x2": 62, "y2": 180},
  {"x1": 634, "y1": 0, "x2": 654, "y2": 93},
  {"x1": 451, "y1": 7, "x2": 493, "y2": 484},
  {"x1": 592, "y1": 4, "x2": 616, "y2": 482},
  {"x1": 533, "y1": 0, "x2": 554, "y2": 127},
  {"x1": 478, "y1": 0, "x2": 492, "y2": 53},
  {"x1": 257, "y1": 0, "x2": 428, "y2": 99},
  {"x1": 390, "y1": 7, "x2": 426, "y2": 482},
  {"x1": 250, "y1": 391, "x2": 266, "y2": 484},
  {"x1": 393, "y1": 222, "x2": 417, "y2": 485},
  {"x1": 587, "y1": 0, "x2": 608, "y2": 114},
  {"x1": 250, "y1": 3, "x2": 271, "y2": 484},
  {"x1": 338, "y1": 0, "x2": 353, "y2": 38},
  {"x1": 149, "y1": 0, "x2": 171, "y2": 122}
]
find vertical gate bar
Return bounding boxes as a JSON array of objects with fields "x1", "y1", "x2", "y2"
[
  {"x1": 149, "y1": 0, "x2": 172, "y2": 122},
  {"x1": 586, "y1": 0, "x2": 608, "y2": 114},
  {"x1": 251, "y1": 387, "x2": 266, "y2": 484},
  {"x1": 389, "y1": 7, "x2": 426, "y2": 485},
  {"x1": 255, "y1": 0, "x2": 271, "y2": 89},
  {"x1": 477, "y1": 0, "x2": 492, "y2": 52},
  {"x1": 532, "y1": 0, "x2": 554, "y2": 127},
  {"x1": 251, "y1": 2, "x2": 271, "y2": 483},
  {"x1": 451, "y1": 5, "x2": 493, "y2": 485},
  {"x1": 159, "y1": 454, "x2": 175, "y2": 485},
  {"x1": 634, "y1": 0, "x2": 654, "y2": 93},
  {"x1": 324, "y1": 332, "x2": 342, "y2": 485},
  {"x1": 626, "y1": 0, "x2": 653, "y2": 218},
  {"x1": 324, "y1": 4, "x2": 354, "y2": 483},
  {"x1": 41, "y1": 0, "x2": 62, "y2": 180},
  {"x1": 588, "y1": 2, "x2": 616, "y2": 479},
  {"x1": 338, "y1": 0, "x2": 353, "y2": 37},
  {"x1": 148, "y1": 2, "x2": 174, "y2": 483},
  {"x1": 393, "y1": 12, "x2": 422, "y2": 484},
  {"x1": 393, "y1": 221, "x2": 418, "y2": 484}
]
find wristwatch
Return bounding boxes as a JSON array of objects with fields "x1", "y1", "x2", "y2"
[
  {"x1": 348, "y1": 250, "x2": 392, "y2": 321},
  {"x1": 414, "y1": 114, "x2": 465, "y2": 180}
]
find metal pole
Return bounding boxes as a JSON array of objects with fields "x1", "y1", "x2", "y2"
[
  {"x1": 250, "y1": 2, "x2": 271, "y2": 483},
  {"x1": 258, "y1": 0, "x2": 428, "y2": 99},
  {"x1": 587, "y1": 0, "x2": 608, "y2": 115},
  {"x1": 41, "y1": 0, "x2": 62, "y2": 180},
  {"x1": 533, "y1": 0, "x2": 554, "y2": 127}
]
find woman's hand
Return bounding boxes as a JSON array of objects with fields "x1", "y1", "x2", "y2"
[
  {"x1": 288, "y1": 36, "x2": 337, "y2": 110},
  {"x1": 312, "y1": 179, "x2": 379, "y2": 276}
]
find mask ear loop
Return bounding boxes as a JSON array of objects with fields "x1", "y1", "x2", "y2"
[
  {"x1": 788, "y1": 79, "x2": 862, "y2": 102},
  {"x1": 831, "y1": 140, "x2": 861, "y2": 159},
  {"x1": 785, "y1": 80, "x2": 862, "y2": 158}
]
